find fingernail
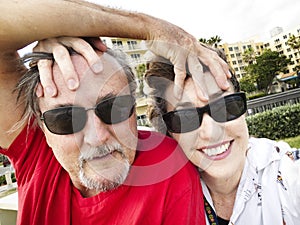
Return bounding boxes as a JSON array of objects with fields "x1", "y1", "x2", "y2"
[
  {"x1": 92, "y1": 62, "x2": 103, "y2": 73},
  {"x1": 36, "y1": 85, "x2": 43, "y2": 97},
  {"x1": 227, "y1": 70, "x2": 232, "y2": 78},
  {"x1": 45, "y1": 86, "x2": 54, "y2": 97},
  {"x1": 67, "y1": 79, "x2": 78, "y2": 90}
]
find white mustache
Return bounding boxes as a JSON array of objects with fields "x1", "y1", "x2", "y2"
[{"x1": 79, "y1": 143, "x2": 123, "y2": 161}]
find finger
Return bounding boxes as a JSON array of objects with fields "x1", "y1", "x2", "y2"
[
  {"x1": 38, "y1": 59, "x2": 57, "y2": 97},
  {"x1": 171, "y1": 47, "x2": 190, "y2": 99},
  {"x1": 173, "y1": 67, "x2": 185, "y2": 99},
  {"x1": 208, "y1": 60, "x2": 231, "y2": 90},
  {"x1": 187, "y1": 56, "x2": 208, "y2": 101},
  {"x1": 61, "y1": 37, "x2": 103, "y2": 74},
  {"x1": 52, "y1": 45, "x2": 79, "y2": 90},
  {"x1": 35, "y1": 83, "x2": 43, "y2": 98}
]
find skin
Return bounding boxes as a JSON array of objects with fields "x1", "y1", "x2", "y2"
[
  {"x1": 164, "y1": 73, "x2": 249, "y2": 219},
  {"x1": 0, "y1": 0, "x2": 230, "y2": 149},
  {"x1": 39, "y1": 52, "x2": 138, "y2": 197}
]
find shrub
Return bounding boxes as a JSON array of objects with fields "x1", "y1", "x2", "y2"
[{"x1": 246, "y1": 103, "x2": 300, "y2": 140}]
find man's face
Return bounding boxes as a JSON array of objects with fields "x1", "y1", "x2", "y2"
[
  {"x1": 39, "y1": 52, "x2": 138, "y2": 196},
  {"x1": 164, "y1": 73, "x2": 249, "y2": 180}
]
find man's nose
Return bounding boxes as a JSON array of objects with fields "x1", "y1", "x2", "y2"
[{"x1": 83, "y1": 111, "x2": 110, "y2": 146}]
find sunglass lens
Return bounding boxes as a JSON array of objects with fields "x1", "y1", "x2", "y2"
[
  {"x1": 43, "y1": 107, "x2": 87, "y2": 135},
  {"x1": 163, "y1": 109, "x2": 201, "y2": 133},
  {"x1": 210, "y1": 93, "x2": 246, "y2": 123},
  {"x1": 95, "y1": 95, "x2": 135, "y2": 124}
]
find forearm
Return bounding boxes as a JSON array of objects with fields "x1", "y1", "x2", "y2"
[{"x1": 0, "y1": 0, "x2": 165, "y2": 51}]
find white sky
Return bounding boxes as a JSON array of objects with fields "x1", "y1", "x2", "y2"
[
  {"x1": 19, "y1": 0, "x2": 300, "y2": 56},
  {"x1": 89, "y1": 0, "x2": 300, "y2": 43}
]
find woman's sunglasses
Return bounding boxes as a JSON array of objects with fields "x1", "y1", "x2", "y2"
[
  {"x1": 41, "y1": 95, "x2": 135, "y2": 135},
  {"x1": 162, "y1": 92, "x2": 247, "y2": 133}
]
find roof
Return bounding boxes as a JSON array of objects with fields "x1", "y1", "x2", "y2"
[{"x1": 276, "y1": 71, "x2": 299, "y2": 81}]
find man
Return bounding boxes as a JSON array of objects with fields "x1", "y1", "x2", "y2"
[
  {"x1": 1, "y1": 0, "x2": 231, "y2": 102},
  {"x1": 0, "y1": 47, "x2": 204, "y2": 224}
]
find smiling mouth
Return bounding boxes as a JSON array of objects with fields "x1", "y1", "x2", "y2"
[{"x1": 201, "y1": 142, "x2": 231, "y2": 157}]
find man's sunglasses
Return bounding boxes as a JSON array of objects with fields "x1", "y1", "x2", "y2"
[
  {"x1": 162, "y1": 92, "x2": 247, "y2": 133},
  {"x1": 41, "y1": 95, "x2": 135, "y2": 135}
]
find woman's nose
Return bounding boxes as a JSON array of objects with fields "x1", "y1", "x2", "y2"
[{"x1": 198, "y1": 113, "x2": 224, "y2": 141}]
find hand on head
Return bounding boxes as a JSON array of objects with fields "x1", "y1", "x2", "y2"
[{"x1": 33, "y1": 37, "x2": 107, "y2": 97}]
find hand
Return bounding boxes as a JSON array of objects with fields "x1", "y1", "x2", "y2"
[
  {"x1": 145, "y1": 25, "x2": 231, "y2": 100},
  {"x1": 33, "y1": 37, "x2": 107, "y2": 97}
]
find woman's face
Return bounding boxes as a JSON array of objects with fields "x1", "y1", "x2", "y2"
[{"x1": 164, "y1": 74, "x2": 249, "y2": 179}]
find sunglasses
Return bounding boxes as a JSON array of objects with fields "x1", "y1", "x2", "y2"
[
  {"x1": 162, "y1": 92, "x2": 247, "y2": 133},
  {"x1": 41, "y1": 95, "x2": 135, "y2": 135}
]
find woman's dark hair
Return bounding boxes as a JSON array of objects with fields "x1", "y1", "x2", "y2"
[{"x1": 144, "y1": 45, "x2": 240, "y2": 134}]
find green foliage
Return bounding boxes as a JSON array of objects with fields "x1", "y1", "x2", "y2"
[
  {"x1": 240, "y1": 74, "x2": 257, "y2": 93},
  {"x1": 282, "y1": 135, "x2": 300, "y2": 148},
  {"x1": 135, "y1": 63, "x2": 146, "y2": 97},
  {"x1": 246, "y1": 92, "x2": 267, "y2": 100},
  {"x1": 246, "y1": 103, "x2": 300, "y2": 140},
  {"x1": 287, "y1": 34, "x2": 300, "y2": 52},
  {"x1": 199, "y1": 35, "x2": 222, "y2": 47},
  {"x1": 242, "y1": 47, "x2": 256, "y2": 64},
  {"x1": 245, "y1": 49, "x2": 291, "y2": 93}
]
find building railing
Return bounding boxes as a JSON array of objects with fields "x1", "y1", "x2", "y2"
[{"x1": 247, "y1": 88, "x2": 300, "y2": 115}]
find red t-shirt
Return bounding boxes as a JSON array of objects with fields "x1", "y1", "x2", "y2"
[{"x1": 0, "y1": 122, "x2": 205, "y2": 225}]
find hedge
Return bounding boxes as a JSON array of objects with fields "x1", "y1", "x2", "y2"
[{"x1": 246, "y1": 103, "x2": 300, "y2": 140}]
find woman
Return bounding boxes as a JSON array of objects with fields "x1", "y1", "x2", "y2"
[{"x1": 145, "y1": 50, "x2": 300, "y2": 225}]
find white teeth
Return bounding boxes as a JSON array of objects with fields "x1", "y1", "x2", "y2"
[{"x1": 202, "y1": 143, "x2": 230, "y2": 156}]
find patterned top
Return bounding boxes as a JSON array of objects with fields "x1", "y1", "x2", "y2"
[{"x1": 202, "y1": 137, "x2": 300, "y2": 225}]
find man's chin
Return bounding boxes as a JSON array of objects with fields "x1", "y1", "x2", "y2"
[{"x1": 79, "y1": 160, "x2": 130, "y2": 192}]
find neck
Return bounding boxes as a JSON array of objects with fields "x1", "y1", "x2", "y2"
[{"x1": 201, "y1": 168, "x2": 243, "y2": 220}]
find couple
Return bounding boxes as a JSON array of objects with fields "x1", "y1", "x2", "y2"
[{"x1": 1, "y1": 1, "x2": 299, "y2": 225}]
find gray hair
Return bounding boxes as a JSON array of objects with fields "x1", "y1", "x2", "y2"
[{"x1": 14, "y1": 48, "x2": 137, "y2": 130}]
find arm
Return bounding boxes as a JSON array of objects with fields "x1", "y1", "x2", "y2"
[
  {"x1": 0, "y1": 0, "x2": 229, "y2": 148},
  {"x1": 1, "y1": 0, "x2": 229, "y2": 98}
]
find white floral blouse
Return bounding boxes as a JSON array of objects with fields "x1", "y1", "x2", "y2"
[{"x1": 202, "y1": 137, "x2": 300, "y2": 225}]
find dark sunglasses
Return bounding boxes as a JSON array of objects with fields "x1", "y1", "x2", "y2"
[
  {"x1": 162, "y1": 92, "x2": 247, "y2": 133},
  {"x1": 41, "y1": 95, "x2": 135, "y2": 135}
]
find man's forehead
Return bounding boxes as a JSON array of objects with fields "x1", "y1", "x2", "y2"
[{"x1": 47, "y1": 52, "x2": 130, "y2": 105}]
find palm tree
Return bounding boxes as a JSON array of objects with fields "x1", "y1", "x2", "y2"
[
  {"x1": 198, "y1": 38, "x2": 208, "y2": 44},
  {"x1": 207, "y1": 35, "x2": 222, "y2": 48},
  {"x1": 242, "y1": 47, "x2": 256, "y2": 65},
  {"x1": 287, "y1": 34, "x2": 300, "y2": 52},
  {"x1": 287, "y1": 34, "x2": 300, "y2": 71}
]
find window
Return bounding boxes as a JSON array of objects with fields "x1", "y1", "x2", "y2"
[
  {"x1": 229, "y1": 47, "x2": 233, "y2": 51},
  {"x1": 283, "y1": 35, "x2": 287, "y2": 39},
  {"x1": 127, "y1": 40, "x2": 138, "y2": 50},
  {"x1": 130, "y1": 53, "x2": 141, "y2": 62},
  {"x1": 112, "y1": 40, "x2": 123, "y2": 48},
  {"x1": 230, "y1": 54, "x2": 235, "y2": 58}
]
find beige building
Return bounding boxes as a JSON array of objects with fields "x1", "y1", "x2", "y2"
[
  {"x1": 101, "y1": 37, "x2": 148, "y2": 68},
  {"x1": 219, "y1": 24, "x2": 300, "y2": 80},
  {"x1": 219, "y1": 40, "x2": 264, "y2": 79},
  {"x1": 263, "y1": 25, "x2": 300, "y2": 73}
]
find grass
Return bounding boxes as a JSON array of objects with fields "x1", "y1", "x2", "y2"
[{"x1": 281, "y1": 135, "x2": 300, "y2": 148}]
